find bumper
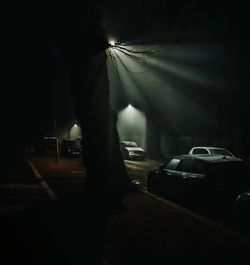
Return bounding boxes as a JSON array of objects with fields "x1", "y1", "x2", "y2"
[{"x1": 128, "y1": 153, "x2": 145, "y2": 160}]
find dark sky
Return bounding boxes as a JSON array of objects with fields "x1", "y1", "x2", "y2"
[
  {"x1": 1, "y1": 2, "x2": 249, "y2": 146},
  {"x1": 103, "y1": 1, "x2": 246, "y2": 43}
]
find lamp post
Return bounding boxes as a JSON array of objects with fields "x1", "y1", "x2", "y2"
[{"x1": 54, "y1": 115, "x2": 59, "y2": 163}]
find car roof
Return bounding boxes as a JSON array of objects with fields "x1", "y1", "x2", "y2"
[
  {"x1": 120, "y1": 141, "x2": 137, "y2": 144},
  {"x1": 191, "y1": 146, "x2": 229, "y2": 150},
  {"x1": 173, "y1": 154, "x2": 242, "y2": 163}
]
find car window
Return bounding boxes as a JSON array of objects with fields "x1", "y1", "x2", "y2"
[
  {"x1": 62, "y1": 140, "x2": 80, "y2": 148},
  {"x1": 120, "y1": 142, "x2": 138, "y2": 147},
  {"x1": 177, "y1": 159, "x2": 195, "y2": 172},
  {"x1": 209, "y1": 149, "x2": 232, "y2": 156},
  {"x1": 166, "y1": 159, "x2": 181, "y2": 170},
  {"x1": 126, "y1": 142, "x2": 138, "y2": 147},
  {"x1": 193, "y1": 161, "x2": 206, "y2": 174},
  {"x1": 193, "y1": 148, "x2": 208, "y2": 154}
]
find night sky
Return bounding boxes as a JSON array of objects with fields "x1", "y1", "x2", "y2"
[{"x1": 1, "y1": 1, "x2": 249, "y2": 150}]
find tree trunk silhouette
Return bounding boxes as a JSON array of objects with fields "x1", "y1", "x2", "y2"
[{"x1": 64, "y1": 4, "x2": 130, "y2": 213}]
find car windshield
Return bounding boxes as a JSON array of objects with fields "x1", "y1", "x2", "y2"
[
  {"x1": 209, "y1": 149, "x2": 232, "y2": 156},
  {"x1": 63, "y1": 140, "x2": 80, "y2": 148},
  {"x1": 122, "y1": 142, "x2": 138, "y2": 147}
]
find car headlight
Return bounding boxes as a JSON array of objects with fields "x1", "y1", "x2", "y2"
[{"x1": 129, "y1": 151, "x2": 134, "y2": 155}]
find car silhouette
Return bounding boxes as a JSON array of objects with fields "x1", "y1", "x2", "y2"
[
  {"x1": 147, "y1": 154, "x2": 249, "y2": 211},
  {"x1": 189, "y1": 146, "x2": 235, "y2": 157},
  {"x1": 61, "y1": 139, "x2": 82, "y2": 157},
  {"x1": 120, "y1": 141, "x2": 146, "y2": 160}
]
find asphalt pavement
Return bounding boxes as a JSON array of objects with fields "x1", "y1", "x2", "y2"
[{"x1": 0, "y1": 156, "x2": 250, "y2": 265}]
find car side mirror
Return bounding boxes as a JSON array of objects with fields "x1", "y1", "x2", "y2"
[{"x1": 159, "y1": 163, "x2": 166, "y2": 171}]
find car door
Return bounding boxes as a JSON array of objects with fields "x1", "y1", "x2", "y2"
[
  {"x1": 161, "y1": 158, "x2": 206, "y2": 203},
  {"x1": 156, "y1": 158, "x2": 183, "y2": 198},
  {"x1": 173, "y1": 158, "x2": 196, "y2": 194},
  {"x1": 168, "y1": 158, "x2": 204, "y2": 195}
]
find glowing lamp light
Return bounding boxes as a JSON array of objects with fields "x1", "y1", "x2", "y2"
[
  {"x1": 109, "y1": 40, "x2": 116, "y2": 47},
  {"x1": 108, "y1": 37, "x2": 121, "y2": 48},
  {"x1": 126, "y1": 104, "x2": 135, "y2": 112}
]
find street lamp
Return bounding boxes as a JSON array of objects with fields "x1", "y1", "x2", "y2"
[
  {"x1": 68, "y1": 123, "x2": 81, "y2": 139},
  {"x1": 117, "y1": 104, "x2": 146, "y2": 148},
  {"x1": 109, "y1": 40, "x2": 116, "y2": 47}
]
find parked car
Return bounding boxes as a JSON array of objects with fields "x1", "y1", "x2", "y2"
[
  {"x1": 120, "y1": 141, "x2": 146, "y2": 160},
  {"x1": 147, "y1": 154, "x2": 249, "y2": 208},
  {"x1": 35, "y1": 136, "x2": 58, "y2": 156},
  {"x1": 189, "y1": 146, "x2": 235, "y2": 157},
  {"x1": 61, "y1": 139, "x2": 82, "y2": 157}
]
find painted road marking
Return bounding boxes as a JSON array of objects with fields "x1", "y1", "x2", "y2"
[{"x1": 27, "y1": 160, "x2": 58, "y2": 201}]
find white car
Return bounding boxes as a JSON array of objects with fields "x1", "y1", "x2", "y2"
[
  {"x1": 189, "y1": 146, "x2": 235, "y2": 157},
  {"x1": 120, "y1": 141, "x2": 146, "y2": 160}
]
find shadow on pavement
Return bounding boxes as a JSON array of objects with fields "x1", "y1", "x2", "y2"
[{"x1": 0, "y1": 191, "x2": 112, "y2": 265}]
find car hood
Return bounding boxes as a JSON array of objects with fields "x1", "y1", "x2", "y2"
[{"x1": 125, "y1": 147, "x2": 144, "y2": 152}]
